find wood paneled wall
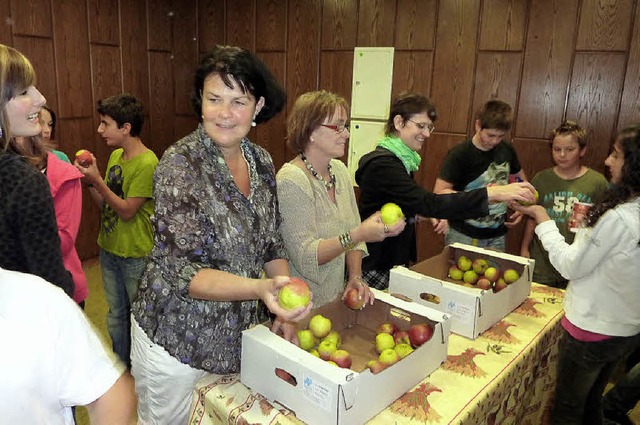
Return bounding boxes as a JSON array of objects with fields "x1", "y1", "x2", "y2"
[{"x1": 3, "y1": 0, "x2": 639, "y2": 261}]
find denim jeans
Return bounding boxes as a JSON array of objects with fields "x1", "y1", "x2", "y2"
[
  {"x1": 444, "y1": 227, "x2": 506, "y2": 251},
  {"x1": 551, "y1": 329, "x2": 640, "y2": 425},
  {"x1": 602, "y1": 356, "x2": 640, "y2": 424},
  {"x1": 100, "y1": 249, "x2": 147, "y2": 368}
]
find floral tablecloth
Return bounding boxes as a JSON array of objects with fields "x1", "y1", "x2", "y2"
[{"x1": 189, "y1": 283, "x2": 565, "y2": 425}]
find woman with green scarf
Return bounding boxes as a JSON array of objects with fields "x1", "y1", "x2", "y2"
[{"x1": 355, "y1": 92, "x2": 535, "y2": 289}]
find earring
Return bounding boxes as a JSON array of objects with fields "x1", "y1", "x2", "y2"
[{"x1": 251, "y1": 120, "x2": 256, "y2": 127}]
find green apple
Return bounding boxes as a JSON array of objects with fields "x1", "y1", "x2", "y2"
[
  {"x1": 297, "y1": 329, "x2": 316, "y2": 351},
  {"x1": 278, "y1": 277, "x2": 311, "y2": 310},
  {"x1": 457, "y1": 255, "x2": 472, "y2": 271},
  {"x1": 309, "y1": 349, "x2": 320, "y2": 357},
  {"x1": 394, "y1": 343, "x2": 414, "y2": 359},
  {"x1": 366, "y1": 359, "x2": 387, "y2": 374},
  {"x1": 375, "y1": 332, "x2": 396, "y2": 354},
  {"x1": 503, "y1": 269, "x2": 520, "y2": 283},
  {"x1": 317, "y1": 340, "x2": 337, "y2": 360},
  {"x1": 463, "y1": 270, "x2": 479, "y2": 285},
  {"x1": 518, "y1": 190, "x2": 539, "y2": 206},
  {"x1": 472, "y1": 258, "x2": 489, "y2": 275},
  {"x1": 448, "y1": 265, "x2": 463, "y2": 280},
  {"x1": 309, "y1": 314, "x2": 332, "y2": 338},
  {"x1": 484, "y1": 267, "x2": 501, "y2": 282},
  {"x1": 380, "y1": 202, "x2": 404, "y2": 226},
  {"x1": 378, "y1": 348, "x2": 401, "y2": 366},
  {"x1": 329, "y1": 349, "x2": 352, "y2": 369},
  {"x1": 322, "y1": 330, "x2": 342, "y2": 348}
]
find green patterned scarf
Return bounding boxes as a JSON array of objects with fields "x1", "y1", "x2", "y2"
[{"x1": 378, "y1": 135, "x2": 421, "y2": 173}]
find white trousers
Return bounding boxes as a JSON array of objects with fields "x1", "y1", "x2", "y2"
[{"x1": 131, "y1": 318, "x2": 209, "y2": 425}]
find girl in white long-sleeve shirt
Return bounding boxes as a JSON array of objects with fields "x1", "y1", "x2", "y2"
[{"x1": 513, "y1": 124, "x2": 640, "y2": 425}]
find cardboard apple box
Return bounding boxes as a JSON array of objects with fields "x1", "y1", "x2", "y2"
[
  {"x1": 240, "y1": 288, "x2": 451, "y2": 425},
  {"x1": 389, "y1": 243, "x2": 535, "y2": 340}
]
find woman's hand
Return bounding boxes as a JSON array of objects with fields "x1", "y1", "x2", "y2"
[
  {"x1": 430, "y1": 217, "x2": 449, "y2": 234},
  {"x1": 342, "y1": 276, "x2": 374, "y2": 307},
  {"x1": 487, "y1": 182, "x2": 536, "y2": 204},
  {"x1": 270, "y1": 317, "x2": 300, "y2": 344},
  {"x1": 258, "y1": 276, "x2": 313, "y2": 322},
  {"x1": 354, "y1": 211, "x2": 406, "y2": 243},
  {"x1": 509, "y1": 202, "x2": 551, "y2": 225}
]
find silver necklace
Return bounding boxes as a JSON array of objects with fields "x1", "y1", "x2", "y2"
[{"x1": 301, "y1": 154, "x2": 336, "y2": 190}]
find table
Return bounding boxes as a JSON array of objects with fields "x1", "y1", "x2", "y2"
[{"x1": 188, "y1": 283, "x2": 565, "y2": 425}]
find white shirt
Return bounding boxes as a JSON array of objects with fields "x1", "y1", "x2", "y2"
[
  {"x1": 536, "y1": 198, "x2": 640, "y2": 336},
  {"x1": 0, "y1": 268, "x2": 124, "y2": 424}
]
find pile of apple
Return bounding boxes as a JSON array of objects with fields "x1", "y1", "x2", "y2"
[
  {"x1": 296, "y1": 314, "x2": 355, "y2": 368},
  {"x1": 447, "y1": 255, "x2": 520, "y2": 293},
  {"x1": 366, "y1": 321, "x2": 433, "y2": 374}
]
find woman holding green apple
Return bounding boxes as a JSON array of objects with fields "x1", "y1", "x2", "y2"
[
  {"x1": 277, "y1": 90, "x2": 405, "y2": 307},
  {"x1": 356, "y1": 92, "x2": 536, "y2": 289}
]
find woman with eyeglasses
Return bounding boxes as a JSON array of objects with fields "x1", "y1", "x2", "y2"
[
  {"x1": 355, "y1": 92, "x2": 536, "y2": 289},
  {"x1": 277, "y1": 90, "x2": 405, "y2": 307}
]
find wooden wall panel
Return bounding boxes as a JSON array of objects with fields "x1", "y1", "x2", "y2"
[
  {"x1": 10, "y1": 0, "x2": 51, "y2": 37},
  {"x1": 395, "y1": 0, "x2": 436, "y2": 50},
  {"x1": 0, "y1": 0, "x2": 13, "y2": 44},
  {"x1": 515, "y1": 0, "x2": 578, "y2": 139},
  {"x1": 392, "y1": 51, "x2": 432, "y2": 97},
  {"x1": 512, "y1": 137, "x2": 554, "y2": 182},
  {"x1": 147, "y1": 1, "x2": 172, "y2": 51},
  {"x1": 618, "y1": 3, "x2": 640, "y2": 129},
  {"x1": 471, "y1": 52, "x2": 522, "y2": 134},
  {"x1": 256, "y1": 52, "x2": 287, "y2": 167},
  {"x1": 52, "y1": 0, "x2": 92, "y2": 118},
  {"x1": 566, "y1": 52, "x2": 627, "y2": 174},
  {"x1": 226, "y1": 0, "x2": 254, "y2": 50},
  {"x1": 13, "y1": 36, "x2": 58, "y2": 113},
  {"x1": 576, "y1": 0, "x2": 634, "y2": 51},
  {"x1": 256, "y1": 0, "x2": 286, "y2": 51},
  {"x1": 198, "y1": 0, "x2": 225, "y2": 53},
  {"x1": 172, "y1": 0, "x2": 198, "y2": 115},
  {"x1": 174, "y1": 115, "x2": 198, "y2": 141},
  {"x1": 357, "y1": 0, "x2": 396, "y2": 47},
  {"x1": 431, "y1": 0, "x2": 481, "y2": 134},
  {"x1": 121, "y1": 0, "x2": 150, "y2": 110},
  {"x1": 148, "y1": 52, "x2": 175, "y2": 156},
  {"x1": 479, "y1": 0, "x2": 527, "y2": 51},
  {"x1": 88, "y1": 0, "x2": 119, "y2": 45},
  {"x1": 322, "y1": 0, "x2": 358, "y2": 50},
  {"x1": 320, "y1": 51, "x2": 354, "y2": 102},
  {"x1": 286, "y1": 0, "x2": 322, "y2": 104}
]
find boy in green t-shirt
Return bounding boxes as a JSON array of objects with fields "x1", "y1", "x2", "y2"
[{"x1": 75, "y1": 94, "x2": 158, "y2": 367}]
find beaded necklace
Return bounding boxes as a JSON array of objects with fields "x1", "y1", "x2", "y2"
[{"x1": 301, "y1": 153, "x2": 336, "y2": 190}]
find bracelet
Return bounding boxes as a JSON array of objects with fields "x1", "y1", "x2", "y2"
[{"x1": 339, "y1": 231, "x2": 355, "y2": 251}]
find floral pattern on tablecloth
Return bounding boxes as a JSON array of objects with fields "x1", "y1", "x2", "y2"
[{"x1": 188, "y1": 283, "x2": 565, "y2": 425}]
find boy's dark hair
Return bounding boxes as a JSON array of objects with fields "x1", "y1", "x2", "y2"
[
  {"x1": 41, "y1": 105, "x2": 57, "y2": 139},
  {"x1": 97, "y1": 94, "x2": 144, "y2": 137},
  {"x1": 476, "y1": 99, "x2": 513, "y2": 131},
  {"x1": 550, "y1": 120, "x2": 587, "y2": 148},
  {"x1": 385, "y1": 91, "x2": 437, "y2": 136},
  {"x1": 588, "y1": 124, "x2": 640, "y2": 228},
  {"x1": 191, "y1": 45, "x2": 286, "y2": 124}
]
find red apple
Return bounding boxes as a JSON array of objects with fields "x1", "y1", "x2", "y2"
[
  {"x1": 408, "y1": 323, "x2": 434, "y2": 348},
  {"x1": 278, "y1": 277, "x2": 311, "y2": 310},
  {"x1": 366, "y1": 359, "x2": 387, "y2": 374},
  {"x1": 376, "y1": 322, "x2": 399, "y2": 335},
  {"x1": 344, "y1": 287, "x2": 365, "y2": 310},
  {"x1": 329, "y1": 349, "x2": 352, "y2": 369},
  {"x1": 476, "y1": 277, "x2": 492, "y2": 290},
  {"x1": 75, "y1": 149, "x2": 93, "y2": 167},
  {"x1": 275, "y1": 368, "x2": 296, "y2": 385},
  {"x1": 393, "y1": 330, "x2": 411, "y2": 345},
  {"x1": 494, "y1": 278, "x2": 509, "y2": 293}
]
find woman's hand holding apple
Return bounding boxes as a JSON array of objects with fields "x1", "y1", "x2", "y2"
[
  {"x1": 487, "y1": 182, "x2": 536, "y2": 204},
  {"x1": 260, "y1": 276, "x2": 313, "y2": 323},
  {"x1": 342, "y1": 276, "x2": 374, "y2": 308},
  {"x1": 352, "y1": 212, "x2": 405, "y2": 244}
]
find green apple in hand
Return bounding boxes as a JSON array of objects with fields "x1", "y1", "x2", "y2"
[{"x1": 380, "y1": 203, "x2": 404, "y2": 226}]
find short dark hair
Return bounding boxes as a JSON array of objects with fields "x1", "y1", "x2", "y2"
[
  {"x1": 385, "y1": 92, "x2": 437, "y2": 136},
  {"x1": 476, "y1": 99, "x2": 513, "y2": 131},
  {"x1": 96, "y1": 94, "x2": 144, "y2": 137},
  {"x1": 191, "y1": 45, "x2": 286, "y2": 124},
  {"x1": 549, "y1": 120, "x2": 587, "y2": 148},
  {"x1": 40, "y1": 105, "x2": 56, "y2": 139}
]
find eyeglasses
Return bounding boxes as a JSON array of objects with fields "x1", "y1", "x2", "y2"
[
  {"x1": 320, "y1": 123, "x2": 349, "y2": 134},
  {"x1": 407, "y1": 119, "x2": 435, "y2": 133}
]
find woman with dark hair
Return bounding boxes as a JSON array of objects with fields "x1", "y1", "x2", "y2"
[
  {"x1": 0, "y1": 43, "x2": 74, "y2": 298},
  {"x1": 513, "y1": 124, "x2": 640, "y2": 424},
  {"x1": 277, "y1": 91, "x2": 405, "y2": 308},
  {"x1": 355, "y1": 92, "x2": 536, "y2": 289},
  {"x1": 130, "y1": 45, "x2": 311, "y2": 424}
]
